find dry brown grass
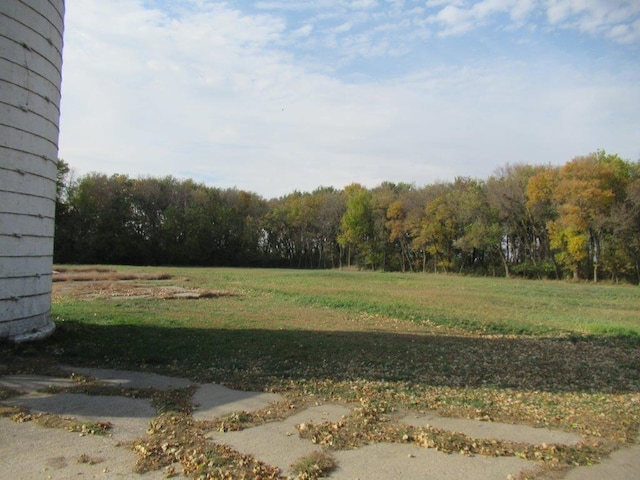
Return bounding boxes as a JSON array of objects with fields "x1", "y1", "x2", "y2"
[
  {"x1": 53, "y1": 268, "x2": 172, "y2": 283},
  {"x1": 51, "y1": 268, "x2": 238, "y2": 301}
]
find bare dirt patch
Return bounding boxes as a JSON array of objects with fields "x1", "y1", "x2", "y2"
[{"x1": 52, "y1": 268, "x2": 238, "y2": 301}]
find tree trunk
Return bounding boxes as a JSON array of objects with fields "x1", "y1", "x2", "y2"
[{"x1": 499, "y1": 247, "x2": 510, "y2": 278}]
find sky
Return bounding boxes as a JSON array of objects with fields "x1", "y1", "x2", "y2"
[{"x1": 57, "y1": 0, "x2": 640, "y2": 199}]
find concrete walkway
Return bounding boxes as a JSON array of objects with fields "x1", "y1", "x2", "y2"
[{"x1": 1, "y1": 368, "x2": 637, "y2": 479}]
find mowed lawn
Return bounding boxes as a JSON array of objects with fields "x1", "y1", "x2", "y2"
[
  {"x1": 4, "y1": 266, "x2": 640, "y2": 475},
  {"x1": 53, "y1": 266, "x2": 640, "y2": 334}
]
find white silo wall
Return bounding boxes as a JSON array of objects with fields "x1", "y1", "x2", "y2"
[{"x1": 0, "y1": 1, "x2": 65, "y2": 342}]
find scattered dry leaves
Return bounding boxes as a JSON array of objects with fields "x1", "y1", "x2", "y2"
[
  {"x1": 0, "y1": 404, "x2": 113, "y2": 435},
  {"x1": 131, "y1": 413, "x2": 283, "y2": 479}
]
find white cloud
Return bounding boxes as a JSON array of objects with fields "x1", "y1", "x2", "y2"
[
  {"x1": 544, "y1": 0, "x2": 640, "y2": 42},
  {"x1": 607, "y1": 18, "x2": 640, "y2": 43},
  {"x1": 425, "y1": 0, "x2": 465, "y2": 7},
  {"x1": 424, "y1": 0, "x2": 640, "y2": 42},
  {"x1": 427, "y1": 0, "x2": 536, "y2": 36},
  {"x1": 332, "y1": 21, "x2": 354, "y2": 33},
  {"x1": 507, "y1": 0, "x2": 537, "y2": 22},
  {"x1": 429, "y1": 5, "x2": 475, "y2": 35},
  {"x1": 292, "y1": 24, "x2": 314, "y2": 37},
  {"x1": 58, "y1": 0, "x2": 640, "y2": 198},
  {"x1": 349, "y1": 0, "x2": 379, "y2": 9},
  {"x1": 545, "y1": 0, "x2": 570, "y2": 24}
]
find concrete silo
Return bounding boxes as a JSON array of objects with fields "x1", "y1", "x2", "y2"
[{"x1": 0, "y1": 1, "x2": 65, "y2": 342}]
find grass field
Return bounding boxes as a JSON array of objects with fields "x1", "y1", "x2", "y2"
[{"x1": 4, "y1": 266, "x2": 640, "y2": 478}]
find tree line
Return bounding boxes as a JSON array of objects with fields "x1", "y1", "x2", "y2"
[{"x1": 54, "y1": 151, "x2": 640, "y2": 283}]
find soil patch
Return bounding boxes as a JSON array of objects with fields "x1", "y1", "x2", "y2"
[{"x1": 52, "y1": 270, "x2": 238, "y2": 301}]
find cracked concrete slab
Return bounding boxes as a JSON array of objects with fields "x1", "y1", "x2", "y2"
[
  {"x1": 2, "y1": 369, "x2": 638, "y2": 480},
  {"x1": 0, "y1": 375, "x2": 76, "y2": 394},
  {"x1": 192, "y1": 383, "x2": 282, "y2": 420},
  {"x1": 0, "y1": 417, "x2": 166, "y2": 480},
  {"x1": 3, "y1": 392, "x2": 156, "y2": 441},
  {"x1": 328, "y1": 442, "x2": 537, "y2": 479},
  {"x1": 209, "y1": 404, "x2": 351, "y2": 475},
  {"x1": 400, "y1": 411, "x2": 584, "y2": 446},
  {"x1": 563, "y1": 442, "x2": 640, "y2": 480}
]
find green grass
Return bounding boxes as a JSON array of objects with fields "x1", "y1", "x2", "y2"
[
  {"x1": 290, "y1": 451, "x2": 337, "y2": 479},
  {"x1": 44, "y1": 266, "x2": 640, "y2": 391},
  {"x1": 188, "y1": 267, "x2": 631, "y2": 333},
  {"x1": 3, "y1": 266, "x2": 640, "y2": 478},
  {"x1": 63, "y1": 266, "x2": 640, "y2": 335}
]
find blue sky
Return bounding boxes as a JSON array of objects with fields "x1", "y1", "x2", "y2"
[{"x1": 58, "y1": 0, "x2": 640, "y2": 198}]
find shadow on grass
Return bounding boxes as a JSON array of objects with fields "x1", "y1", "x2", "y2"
[{"x1": 7, "y1": 320, "x2": 636, "y2": 395}]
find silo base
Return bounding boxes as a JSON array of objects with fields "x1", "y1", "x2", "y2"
[{"x1": 2, "y1": 316, "x2": 56, "y2": 343}]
